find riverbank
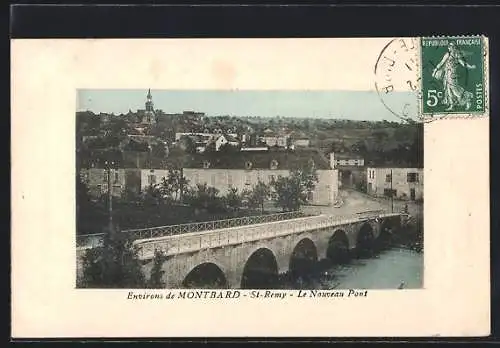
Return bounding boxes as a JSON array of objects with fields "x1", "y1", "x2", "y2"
[{"x1": 394, "y1": 215, "x2": 424, "y2": 253}]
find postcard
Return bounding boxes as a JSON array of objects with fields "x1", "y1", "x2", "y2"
[{"x1": 11, "y1": 37, "x2": 490, "y2": 337}]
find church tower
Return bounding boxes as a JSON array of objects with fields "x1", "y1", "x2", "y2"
[{"x1": 143, "y1": 89, "x2": 156, "y2": 124}]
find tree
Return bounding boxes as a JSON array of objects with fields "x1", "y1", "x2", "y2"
[
  {"x1": 178, "y1": 135, "x2": 196, "y2": 154},
  {"x1": 372, "y1": 130, "x2": 389, "y2": 152},
  {"x1": 160, "y1": 169, "x2": 189, "y2": 202},
  {"x1": 248, "y1": 180, "x2": 270, "y2": 214},
  {"x1": 350, "y1": 140, "x2": 367, "y2": 155},
  {"x1": 184, "y1": 183, "x2": 224, "y2": 213},
  {"x1": 302, "y1": 119, "x2": 310, "y2": 131},
  {"x1": 408, "y1": 123, "x2": 424, "y2": 168},
  {"x1": 224, "y1": 187, "x2": 243, "y2": 213},
  {"x1": 76, "y1": 174, "x2": 93, "y2": 214},
  {"x1": 76, "y1": 174, "x2": 105, "y2": 235},
  {"x1": 80, "y1": 233, "x2": 145, "y2": 288},
  {"x1": 76, "y1": 111, "x2": 101, "y2": 135},
  {"x1": 270, "y1": 164, "x2": 319, "y2": 212},
  {"x1": 141, "y1": 183, "x2": 163, "y2": 206},
  {"x1": 151, "y1": 142, "x2": 167, "y2": 159},
  {"x1": 148, "y1": 249, "x2": 167, "y2": 288},
  {"x1": 106, "y1": 118, "x2": 130, "y2": 138},
  {"x1": 204, "y1": 141, "x2": 217, "y2": 154},
  {"x1": 329, "y1": 140, "x2": 348, "y2": 154}
]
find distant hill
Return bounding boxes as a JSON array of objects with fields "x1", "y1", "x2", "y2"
[{"x1": 76, "y1": 111, "x2": 423, "y2": 168}]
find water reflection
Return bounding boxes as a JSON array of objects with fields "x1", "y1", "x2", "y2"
[{"x1": 277, "y1": 247, "x2": 423, "y2": 290}]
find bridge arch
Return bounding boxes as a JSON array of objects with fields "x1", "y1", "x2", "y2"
[
  {"x1": 181, "y1": 262, "x2": 228, "y2": 289},
  {"x1": 289, "y1": 238, "x2": 318, "y2": 281},
  {"x1": 356, "y1": 222, "x2": 375, "y2": 258},
  {"x1": 241, "y1": 248, "x2": 279, "y2": 289},
  {"x1": 376, "y1": 218, "x2": 397, "y2": 250},
  {"x1": 326, "y1": 229, "x2": 350, "y2": 264}
]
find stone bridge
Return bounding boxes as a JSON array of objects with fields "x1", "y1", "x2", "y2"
[{"x1": 130, "y1": 212, "x2": 407, "y2": 289}]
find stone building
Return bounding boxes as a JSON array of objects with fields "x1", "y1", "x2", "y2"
[
  {"x1": 80, "y1": 168, "x2": 128, "y2": 198},
  {"x1": 366, "y1": 167, "x2": 423, "y2": 201},
  {"x1": 329, "y1": 152, "x2": 365, "y2": 168},
  {"x1": 329, "y1": 152, "x2": 366, "y2": 189},
  {"x1": 139, "y1": 150, "x2": 339, "y2": 206},
  {"x1": 80, "y1": 149, "x2": 339, "y2": 206}
]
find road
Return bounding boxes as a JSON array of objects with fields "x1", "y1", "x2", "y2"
[{"x1": 302, "y1": 188, "x2": 423, "y2": 219}]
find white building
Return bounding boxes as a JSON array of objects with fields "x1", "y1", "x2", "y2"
[
  {"x1": 292, "y1": 138, "x2": 311, "y2": 147},
  {"x1": 260, "y1": 135, "x2": 289, "y2": 148},
  {"x1": 214, "y1": 134, "x2": 240, "y2": 151},
  {"x1": 240, "y1": 147, "x2": 269, "y2": 152},
  {"x1": 81, "y1": 151, "x2": 340, "y2": 207},
  {"x1": 329, "y1": 152, "x2": 365, "y2": 168},
  {"x1": 366, "y1": 167, "x2": 423, "y2": 201},
  {"x1": 140, "y1": 168, "x2": 338, "y2": 207},
  {"x1": 139, "y1": 150, "x2": 339, "y2": 206},
  {"x1": 175, "y1": 132, "x2": 214, "y2": 142}
]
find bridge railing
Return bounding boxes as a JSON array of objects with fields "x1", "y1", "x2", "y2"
[
  {"x1": 133, "y1": 212, "x2": 404, "y2": 260},
  {"x1": 76, "y1": 233, "x2": 106, "y2": 249},
  {"x1": 76, "y1": 211, "x2": 308, "y2": 248}
]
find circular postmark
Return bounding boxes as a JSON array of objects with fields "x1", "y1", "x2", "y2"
[{"x1": 374, "y1": 37, "x2": 427, "y2": 123}]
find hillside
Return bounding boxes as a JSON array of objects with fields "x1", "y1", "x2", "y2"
[{"x1": 76, "y1": 111, "x2": 423, "y2": 168}]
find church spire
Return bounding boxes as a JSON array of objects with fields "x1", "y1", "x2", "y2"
[
  {"x1": 145, "y1": 89, "x2": 154, "y2": 112},
  {"x1": 143, "y1": 89, "x2": 156, "y2": 125}
]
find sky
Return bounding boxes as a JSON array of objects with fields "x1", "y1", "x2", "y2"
[{"x1": 77, "y1": 89, "x2": 417, "y2": 122}]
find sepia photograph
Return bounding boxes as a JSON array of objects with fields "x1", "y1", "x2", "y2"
[{"x1": 75, "y1": 89, "x2": 424, "y2": 290}]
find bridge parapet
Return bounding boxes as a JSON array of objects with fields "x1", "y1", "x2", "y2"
[
  {"x1": 132, "y1": 212, "x2": 404, "y2": 261},
  {"x1": 76, "y1": 211, "x2": 308, "y2": 248}
]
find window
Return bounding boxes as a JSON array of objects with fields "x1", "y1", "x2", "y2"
[
  {"x1": 269, "y1": 175, "x2": 275, "y2": 182},
  {"x1": 227, "y1": 174, "x2": 233, "y2": 187},
  {"x1": 148, "y1": 174, "x2": 156, "y2": 185},
  {"x1": 385, "y1": 174, "x2": 392, "y2": 183},
  {"x1": 114, "y1": 171, "x2": 119, "y2": 183},
  {"x1": 307, "y1": 191, "x2": 314, "y2": 201},
  {"x1": 407, "y1": 172, "x2": 419, "y2": 183},
  {"x1": 245, "y1": 174, "x2": 251, "y2": 186},
  {"x1": 270, "y1": 159, "x2": 279, "y2": 170}
]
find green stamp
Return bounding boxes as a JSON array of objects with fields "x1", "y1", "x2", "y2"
[{"x1": 420, "y1": 36, "x2": 486, "y2": 116}]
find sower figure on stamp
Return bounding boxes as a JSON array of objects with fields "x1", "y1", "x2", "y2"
[{"x1": 432, "y1": 42, "x2": 476, "y2": 111}]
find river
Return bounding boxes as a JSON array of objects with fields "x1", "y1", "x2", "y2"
[{"x1": 306, "y1": 247, "x2": 423, "y2": 290}]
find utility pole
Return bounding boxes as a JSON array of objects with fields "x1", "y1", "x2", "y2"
[
  {"x1": 105, "y1": 160, "x2": 115, "y2": 236},
  {"x1": 390, "y1": 169, "x2": 394, "y2": 213}
]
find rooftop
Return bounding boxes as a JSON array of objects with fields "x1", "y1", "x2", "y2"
[
  {"x1": 333, "y1": 153, "x2": 364, "y2": 160},
  {"x1": 177, "y1": 148, "x2": 331, "y2": 170},
  {"x1": 367, "y1": 165, "x2": 424, "y2": 169}
]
